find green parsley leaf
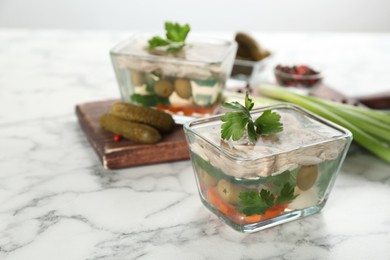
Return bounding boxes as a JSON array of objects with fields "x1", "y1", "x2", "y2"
[
  {"x1": 166, "y1": 42, "x2": 185, "y2": 53},
  {"x1": 276, "y1": 182, "x2": 298, "y2": 205},
  {"x1": 245, "y1": 93, "x2": 254, "y2": 111},
  {"x1": 260, "y1": 189, "x2": 275, "y2": 207},
  {"x1": 220, "y1": 92, "x2": 283, "y2": 143},
  {"x1": 236, "y1": 178, "x2": 299, "y2": 216},
  {"x1": 130, "y1": 94, "x2": 170, "y2": 106},
  {"x1": 247, "y1": 121, "x2": 257, "y2": 143},
  {"x1": 222, "y1": 101, "x2": 249, "y2": 115},
  {"x1": 148, "y1": 36, "x2": 170, "y2": 49},
  {"x1": 221, "y1": 112, "x2": 250, "y2": 141},
  {"x1": 266, "y1": 168, "x2": 298, "y2": 194},
  {"x1": 237, "y1": 191, "x2": 274, "y2": 215},
  {"x1": 148, "y1": 21, "x2": 190, "y2": 53},
  {"x1": 254, "y1": 110, "x2": 283, "y2": 135},
  {"x1": 165, "y1": 22, "x2": 190, "y2": 42}
]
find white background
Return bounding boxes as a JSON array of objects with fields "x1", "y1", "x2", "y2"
[{"x1": 0, "y1": 0, "x2": 389, "y2": 32}]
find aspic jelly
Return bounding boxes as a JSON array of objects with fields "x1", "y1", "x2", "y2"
[
  {"x1": 184, "y1": 104, "x2": 352, "y2": 233},
  {"x1": 110, "y1": 34, "x2": 237, "y2": 119}
]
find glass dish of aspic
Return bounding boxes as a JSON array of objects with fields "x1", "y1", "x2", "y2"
[
  {"x1": 110, "y1": 22, "x2": 237, "y2": 120},
  {"x1": 184, "y1": 94, "x2": 352, "y2": 233}
]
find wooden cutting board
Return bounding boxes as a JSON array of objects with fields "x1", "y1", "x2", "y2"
[{"x1": 75, "y1": 99, "x2": 190, "y2": 169}]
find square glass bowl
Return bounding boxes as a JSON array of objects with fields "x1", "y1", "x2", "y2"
[
  {"x1": 183, "y1": 103, "x2": 352, "y2": 233},
  {"x1": 231, "y1": 57, "x2": 271, "y2": 82},
  {"x1": 110, "y1": 34, "x2": 237, "y2": 118}
]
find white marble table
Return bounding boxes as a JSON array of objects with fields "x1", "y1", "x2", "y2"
[{"x1": 0, "y1": 29, "x2": 389, "y2": 260}]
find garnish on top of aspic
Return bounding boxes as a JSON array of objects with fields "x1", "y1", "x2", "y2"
[
  {"x1": 148, "y1": 21, "x2": 190, "y2": 53},
  {"x1": 219, "y1": 93, "x2": 296, "y2": 217},
  {"x1": 220, "y1": 92, "x2": 283, "y2": 144}
]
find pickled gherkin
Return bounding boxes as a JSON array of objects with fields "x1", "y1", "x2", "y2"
[
  {"x1": 235, "y1": 32, "x2": 264, "y2": 61},
  {"x1": 99, "y1": 113, "x2": 161, "y2": 144},
  {"x1": 111, "y1": 102, "x2": 175, "y2": 133}
]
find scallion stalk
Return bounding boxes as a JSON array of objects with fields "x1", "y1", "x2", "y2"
[{"x1": 258, "y1": 85, "x2": 390, "y2": 164}]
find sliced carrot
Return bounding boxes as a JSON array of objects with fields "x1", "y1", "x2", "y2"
[
  {"x1": 156, "y1": 104, "x2": 217, "y2": 116},
  {"x1": 243, "y1": 214, "x2": 262, "y2": 224},
  {"x1": 263, "y1": 204, "x2": 288, "y2": 219},
  {"x1": 207, "y1": 187, "x2": 221, "y2": 207},
  {"x1": 218, "y1": 201, "x2": 229, "y2": 215},
  {"x1": 207, "y1": 187, "x2": 263, "y2": 225},
  {"x1": 207, "y1": 187, "x2": 231, "y2": 214},
  {"x1": 207, "y1": 187, "x2": 288, "y2": 223},
  {"x1": 182, "y1": 107, "x2": 194, "y2": 116}
]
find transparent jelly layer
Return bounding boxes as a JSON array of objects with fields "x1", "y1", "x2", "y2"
[
  {"x1": 113, "y1": 68, "x2": 225, "y2": 116},
  {"x1": 184, "y1": 104, "x2": 352, "y2": 232},
  {"x1": 110, "y1": 36, "x2": 237, "y2": 117},
  {"x1": 191, "y1": 151, "x2": 345, "y2": 232},
  {"x1": 190, "y1": 108, "x2": 347, "y2": 159}
]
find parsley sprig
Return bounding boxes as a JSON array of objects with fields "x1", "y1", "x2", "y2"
[
  {"x1": 237, "y1": 189, "x2": 275, "y2": 216},
  {"x1": 237, "y1": 183, "x2": 297, "y2": 216},
  {"x1": 221, "y1": 93, "x2": 283, "y2": 143},
  {"x1": 148, "y1": 22, "x2": 190, "y2": 53}
]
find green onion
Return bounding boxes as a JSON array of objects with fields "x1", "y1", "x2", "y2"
[{"x1": 257, "y1": 85, "x2": 390, "y2": 164}]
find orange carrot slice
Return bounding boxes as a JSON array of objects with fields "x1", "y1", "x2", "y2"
[
  {"x1": 263, "y1": 204, "x2": 288, "y2": 219},
  {"x1": 243, "y1": 214, "x2": 262, "y2": 224},
  {"x1": 207, "y1": 187, "x2": 263, "y2": 224}
]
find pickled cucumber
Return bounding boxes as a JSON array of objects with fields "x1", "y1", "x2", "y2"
[
  {"x1": 99, "y1": 113, "x2": 161, "y2": 144},
  {"x1": 111, "y1": 102, "x2": 175, "y2": 133},
  {"x1": 235, "y1": 32, "x2": 263, "y2": 61},
  {"x1": 174, "y1": 78, "x2": 192, "y2": 99},
  {"x1": 154, "y1": 79, "x2": 174, "y2": 98}
]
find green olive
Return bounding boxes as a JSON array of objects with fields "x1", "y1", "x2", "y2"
[
  {"x1": 296, "y1": 165, "x2": 319, "y2": 191},
  {"x1": 130, "y1": 71, "x2": 144, "y2": 86},
  {"x1": 174, "y1": 78, "x2": 192, "y2": 99},
  {"x1": 154, "y1": 79, "x2": 174, "y2": 98},
  {"x1": 144, "y1": 73, "x2": 158, "y2": 87},
  {"x1": 217, "y1": 179, "x2": 243, "y2": 205},
  {"x1": 198, "y1": 169, "x2": 217, "y2": 187}
]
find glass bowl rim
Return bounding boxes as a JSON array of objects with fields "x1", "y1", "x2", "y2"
[
  {"x1": 184, "y1": 103, "x2": 352, "y2": 162},
  {"x1": 110, "y1": 33, "x2": 238, "y2": 65}
]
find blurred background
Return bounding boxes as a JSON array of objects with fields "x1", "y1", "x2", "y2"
[{"x1": 1, "y1": 0, "x2": 389, "y2": 32}]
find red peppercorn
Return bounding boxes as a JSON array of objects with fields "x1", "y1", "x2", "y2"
[
  {"x1": 297, "y1": 65, "x2": 309, "y2": 75},
  {"x1": 114, "y1": 135, "x2": 121, "y2": 142}
]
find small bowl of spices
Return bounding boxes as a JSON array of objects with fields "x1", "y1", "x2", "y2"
[{"x1": 274, "y1": 64, "x2": 323, "y2": 89}]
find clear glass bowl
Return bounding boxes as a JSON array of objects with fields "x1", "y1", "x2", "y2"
[
  {"x1": 110, "y1": 34, "x2": 237, "y2": 119},
  {"x1": 274, "y1": 64, "x2": 323, "y2": 89},
  {"x1": 183, "y1": 103, "x2": 352, "y2": 233},
  {"x1": 231, "y1": 57, "x2": 271, "y2": 82}
]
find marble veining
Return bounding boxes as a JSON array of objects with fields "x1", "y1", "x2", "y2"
[{"x1": 0, "y1": 29, "x2": 390, "y2": 260}]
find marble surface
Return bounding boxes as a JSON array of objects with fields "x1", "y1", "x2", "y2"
[{"x1": 0, "y1": 29, "x2": 390, "y2": 260}]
